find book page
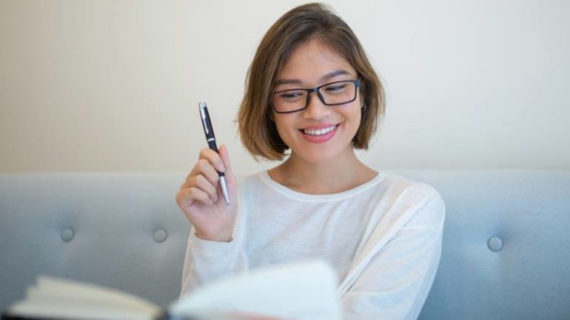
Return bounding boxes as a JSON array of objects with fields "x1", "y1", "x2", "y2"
[
  {"x1": 7, "y1": 276, "x2": 162, "y2": 320},
  {"x1": 8, "y1": 301, "x2": 161, "y2": 320},
  {"x1": 170, "y1": 260, "x2": 341, "y2": 320}
]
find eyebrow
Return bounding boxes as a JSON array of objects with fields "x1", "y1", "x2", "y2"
[{"x1": 275, "y1": 69, "x2": 351, "y2": 86}]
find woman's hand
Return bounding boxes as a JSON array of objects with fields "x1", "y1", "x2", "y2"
[{"x1": 176, "y1": 145, "x2": 238, "y2": 242}]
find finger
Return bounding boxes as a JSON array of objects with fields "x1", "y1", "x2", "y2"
[
  {"x1": 181, "y1": 174, "x2": 218, "y2": 201},
  {"x1": 191, "y1": 174, "x2": 218, "y2": 202},
  {"x1": 197, "y1": 159, "x2": 221, "y2": 185},
  {"x1": 187, "y1": 159, "x2": 219, "y2": 185},
  {"x1": 199, "y1": 148, "x2": 225, "y2": 173},
  {"x1": 218, "y1": 145, "x2": 234, "y2": 183},
  {"x1": 177, "y1": 186, "x2": 214, "y2": 207}
]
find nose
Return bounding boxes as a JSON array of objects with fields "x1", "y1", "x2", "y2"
[{"x1": 302, "y1": 91, "x2": 330, "y2": 119}]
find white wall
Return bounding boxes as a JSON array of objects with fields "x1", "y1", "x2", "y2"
[{"x1": 1, "y1": 0, "x2": 569, "y2": 173}]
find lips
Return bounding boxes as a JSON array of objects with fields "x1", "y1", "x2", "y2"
[
  {"x1": 299, "y1": 124, "x2": 340, "y2": 143},
  {"x1": 301, "y1": 125, "x2": 337, "y2": 136}
]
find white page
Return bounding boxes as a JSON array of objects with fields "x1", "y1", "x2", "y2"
[
  {"x1": 170, "y1": 260, "x2": 341, "y2": 320},
  {"x1": 9, "y1": 300, "x2": 157, "y2": 320},
  {"x1": 17, "y1": 276, "x2": 162, "y2": 317}
]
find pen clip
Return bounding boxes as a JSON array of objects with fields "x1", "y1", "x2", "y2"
[{"x1": 199, "y1": 102, "x2": 209, "y2": 136}]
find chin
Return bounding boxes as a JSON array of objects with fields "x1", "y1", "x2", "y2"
[{"x1": 294, "y1": 144, "x2": 353, "y2": 165}]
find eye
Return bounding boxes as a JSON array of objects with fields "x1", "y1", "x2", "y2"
[
  {"x1": 276, "y1": 90, "x2": 305, "y2": 101},
  {"x1": 323, "y1": 83, "x2": 348, "y2": 94}
]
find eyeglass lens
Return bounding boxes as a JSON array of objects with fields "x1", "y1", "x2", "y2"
[{"x1": 272, "y1": 80, "x2": 358, "y2": 113}]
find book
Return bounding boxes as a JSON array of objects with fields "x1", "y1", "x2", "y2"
[{"x1": 2, "y1": 260, "x2": 341, "y2": 320}]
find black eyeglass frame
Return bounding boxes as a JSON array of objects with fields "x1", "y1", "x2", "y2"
[{"x1": 271, "y1": 79, "x2": 361, "y2": 114}]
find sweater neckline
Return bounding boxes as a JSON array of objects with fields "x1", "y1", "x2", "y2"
[{"x1": 257, "y1": 170, "x2": 385, "y2": 202}]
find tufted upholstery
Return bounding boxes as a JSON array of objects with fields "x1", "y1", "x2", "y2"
[{"x1": 1, "y1": 171, "x2": 569, "y2": 319}]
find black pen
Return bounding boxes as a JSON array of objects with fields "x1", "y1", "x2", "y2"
[{"x1": 198, "y1": 102, "x2": 230, "y2": 205}]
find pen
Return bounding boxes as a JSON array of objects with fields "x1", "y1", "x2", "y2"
[{"x1": 198, "y1": 102, "x2": 230, "y2": 206}]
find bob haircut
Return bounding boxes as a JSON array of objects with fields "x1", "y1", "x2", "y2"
[{"x1": 238, "y1": 2, "x2": 385, "y2": 161}]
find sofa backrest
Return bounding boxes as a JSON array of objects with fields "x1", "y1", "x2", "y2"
[
  {"x1": 1, "y1": 171, "x2": 569, "y2": 319},
  {"x1": 0, "y1": 173, "x2": 188, "y2": 309}
]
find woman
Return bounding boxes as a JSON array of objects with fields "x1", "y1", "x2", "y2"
[{"x1": 176, "y1": 3, "x2": 445, "y2": 319}]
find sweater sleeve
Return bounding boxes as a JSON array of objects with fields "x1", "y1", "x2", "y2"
[
  {"x1": 179, "y1": 229, "x2": 249, "y2": 297},
  {"x1": 341, "y1": 186, "x2": 446, "y2": 320},
  {"x1": 179, "y1": 175, "x2": 254, "y2": 298}
]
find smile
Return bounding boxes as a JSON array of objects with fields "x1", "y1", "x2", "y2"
[{"x1": 301, "y1": 125, "x2": 338, "y2": 136}]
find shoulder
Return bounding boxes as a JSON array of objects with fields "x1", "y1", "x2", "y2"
[
  {"x1": 377, "y1": 173, "x2": 446, "y2": 226},
  {"x1": 381, "y1": 173, "x2": 443, "y2": 203}
]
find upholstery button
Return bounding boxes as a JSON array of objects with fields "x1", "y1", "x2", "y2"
[
  {"x1": 487, "y1": 236, "x2": 504, "y2": 252},
  {"x1": 153, "y1": 229, "x2": 168, "y2": 243},
  {"x1": 61, "y1": 228, "x2": 75, "y2": 242}
]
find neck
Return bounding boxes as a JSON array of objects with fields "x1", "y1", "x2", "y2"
[{"x1": 268, "y1": 149, "x2": 376, "y2": 194}]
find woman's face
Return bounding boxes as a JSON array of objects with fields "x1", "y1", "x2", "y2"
[{"x1": 272, "y1": 39, "x2": 362, "y2": 165}]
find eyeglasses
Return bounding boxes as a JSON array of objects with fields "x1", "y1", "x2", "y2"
[{"x1": 271, "y1": 79, "x2": 360, "y2": 114}]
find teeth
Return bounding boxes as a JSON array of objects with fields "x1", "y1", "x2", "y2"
[{"x1": 302, "y1": 126, "x2": 336, "y2": 136}]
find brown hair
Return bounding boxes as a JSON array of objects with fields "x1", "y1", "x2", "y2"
[{"x1": 238, "y1": 2, "x2": 385, "y2": 160}]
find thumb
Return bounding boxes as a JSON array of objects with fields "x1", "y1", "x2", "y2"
[
  {"x1": 218, "y1": 145, "x2": 238, "y2": 206},
  {"x1": 218, "y1": 145, "x2": 234, "y2": 183}
]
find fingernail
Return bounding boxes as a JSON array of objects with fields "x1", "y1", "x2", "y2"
[{"x1": 215, "y1": 159, "x2": 225, "y2": 171}]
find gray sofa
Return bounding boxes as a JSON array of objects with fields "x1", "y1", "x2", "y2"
[{"x1": 1, "y1": 171, "x2": 569, "y2": 319}]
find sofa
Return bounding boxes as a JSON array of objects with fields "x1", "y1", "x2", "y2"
[{"x1": 1, "y1": 171, "x2": 569, "y2": 319}]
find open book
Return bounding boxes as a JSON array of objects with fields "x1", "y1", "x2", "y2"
[{"x1": 2, "y1": 260, "x2": 341, "y2": 320}]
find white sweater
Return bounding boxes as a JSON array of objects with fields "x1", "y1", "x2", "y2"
[{"x1": 181, "y1": 171, "x2": 445, "y2": 320}]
